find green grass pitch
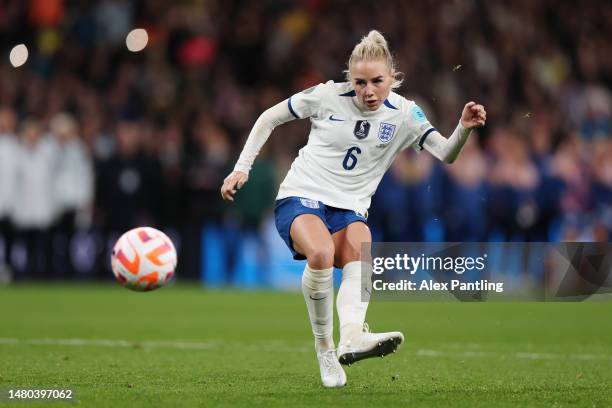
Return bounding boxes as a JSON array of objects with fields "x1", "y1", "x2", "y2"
[{"x1": 0, "y1": 283, "x2": 611, "y2": 407}]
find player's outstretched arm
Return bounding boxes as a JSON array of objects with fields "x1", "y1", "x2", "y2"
[
  {"x1": 421, "y1": 101, "x2": 486, "y2": 164},
  {"x1": 220, "y1": 99, "x2": 296, "y2": 202}
]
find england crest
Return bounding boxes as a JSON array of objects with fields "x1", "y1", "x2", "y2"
[
  {"x1": 378, "y1": 122, "x2": 396, "y2": 144},
  {"x1": 354, "y1": 120, "x2": 370, "y2": 139}
]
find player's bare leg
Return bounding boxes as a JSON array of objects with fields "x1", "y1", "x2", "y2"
[
  {"x1": 291, "y1": 214, "x2": 346, "y2": 387},
  {"x1": 333, "y1": 222, "x2": 404, "y2": 365}
]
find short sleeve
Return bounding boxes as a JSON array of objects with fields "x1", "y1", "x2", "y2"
[
  {"x1": 401, "y1": 104, "x2": 438, "y2": 152},
  {"x1": 287, "y1": 82, "x2": 329, "y2": 119}
]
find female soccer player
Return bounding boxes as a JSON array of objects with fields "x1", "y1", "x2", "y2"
[{"x1": 221, "y1": 30, "x2": 486, "y2": 388}]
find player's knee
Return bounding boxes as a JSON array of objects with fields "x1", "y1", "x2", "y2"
[{"x1": 307, "y1": 246, "x2": 335, "y2": 269}]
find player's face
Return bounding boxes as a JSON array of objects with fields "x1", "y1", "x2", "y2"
[{"x1": 351, "y1": 59, "x2": 394, "y2": 111}]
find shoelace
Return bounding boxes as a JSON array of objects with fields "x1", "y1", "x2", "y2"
[{"x1": 320, "y1": 350, "x2": 339, "y2": 374}]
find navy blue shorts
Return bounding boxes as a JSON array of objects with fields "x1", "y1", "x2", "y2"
[{"x1": 274, "y1": 197, "x2": 368, "y2": 260}]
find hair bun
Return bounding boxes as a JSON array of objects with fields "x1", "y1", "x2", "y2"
[{"x1": 366, "y1": 30, "x2": 387, "y2": 47}]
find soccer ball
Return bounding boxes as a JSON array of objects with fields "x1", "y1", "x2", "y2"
[{"x1": 111, "y1": 227, "x2": 177, "y2": 291}]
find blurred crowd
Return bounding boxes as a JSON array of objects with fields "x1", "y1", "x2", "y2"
[{"x1": 0, "y1": 0, "x2": 610, "y2": 281}]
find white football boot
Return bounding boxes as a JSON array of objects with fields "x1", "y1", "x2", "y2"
[
  {"x1": 317, "y1": 349, "x2": 347, "y2": 388},
  {"x1": 337, "y1": 323, "x2": 404, "y2": 366}
]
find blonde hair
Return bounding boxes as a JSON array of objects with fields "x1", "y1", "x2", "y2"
[{"x1": 345, "y1": 30, "x2": 403, "y2": 89}]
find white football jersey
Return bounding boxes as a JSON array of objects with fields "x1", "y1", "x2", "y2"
[{"x1": 276, "y1": 81, "x2": 436, "y2": 214}]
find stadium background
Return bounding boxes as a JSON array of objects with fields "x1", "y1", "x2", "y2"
[{"x1": 0, "y1": 0, "x2": 610, "y2": 287}]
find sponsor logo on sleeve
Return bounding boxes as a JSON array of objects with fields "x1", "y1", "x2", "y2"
[{"x1": 411, "y1": 105, "x2": 427, "y2": 123}]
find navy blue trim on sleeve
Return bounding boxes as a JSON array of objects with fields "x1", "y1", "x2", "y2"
[
  {"x1": 339, "y1": 90, "x2": 356, "y2": 97},
  {"x1": 288, "y1": 97, "x2": 300, "y2": 119},
  {"x1": 418, "y1": 128, "x2": 437, "y2": 150}
]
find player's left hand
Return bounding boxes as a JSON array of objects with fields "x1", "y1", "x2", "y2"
[{"x1": 460, "y1": 101, "x2": 486, "y2": 129}]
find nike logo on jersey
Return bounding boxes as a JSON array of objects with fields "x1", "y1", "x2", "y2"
[{"x1": 329, "y1": 115, "x2": 344, "y2": 121}]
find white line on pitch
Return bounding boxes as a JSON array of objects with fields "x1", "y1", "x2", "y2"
[
  {"x1": 0, "y1": 338, "x2": 611, "y2": 361},
  {"x1": 0, "y1": 337, "x2": 308, "y2": 353},
  {"x1": 415, "y1": 349, "x2": 612, "y2": 361},
  {"x1": 0, "y1": 337, "x2": 219, "y2": 350}
]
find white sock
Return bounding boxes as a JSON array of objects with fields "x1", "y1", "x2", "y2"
[
  {"x1": 301, "y1": 264, "x2": 334, "y2": 351},
  {"x1": 337, "y1": 261, "x2": 372, "y2": 343}
]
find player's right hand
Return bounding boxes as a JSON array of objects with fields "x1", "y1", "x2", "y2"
[{"x1": 220, "y1": 171, "x2": 249, "y2": 202}]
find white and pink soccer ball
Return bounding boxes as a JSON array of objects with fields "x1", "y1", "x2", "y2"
[{"x1": 111, "y1": 227, "x2": 177, "y2": 291}]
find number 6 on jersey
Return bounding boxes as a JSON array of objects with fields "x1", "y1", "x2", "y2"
[{"x1": 343, "y1": 146, "x2": 361, "y2": 170}]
